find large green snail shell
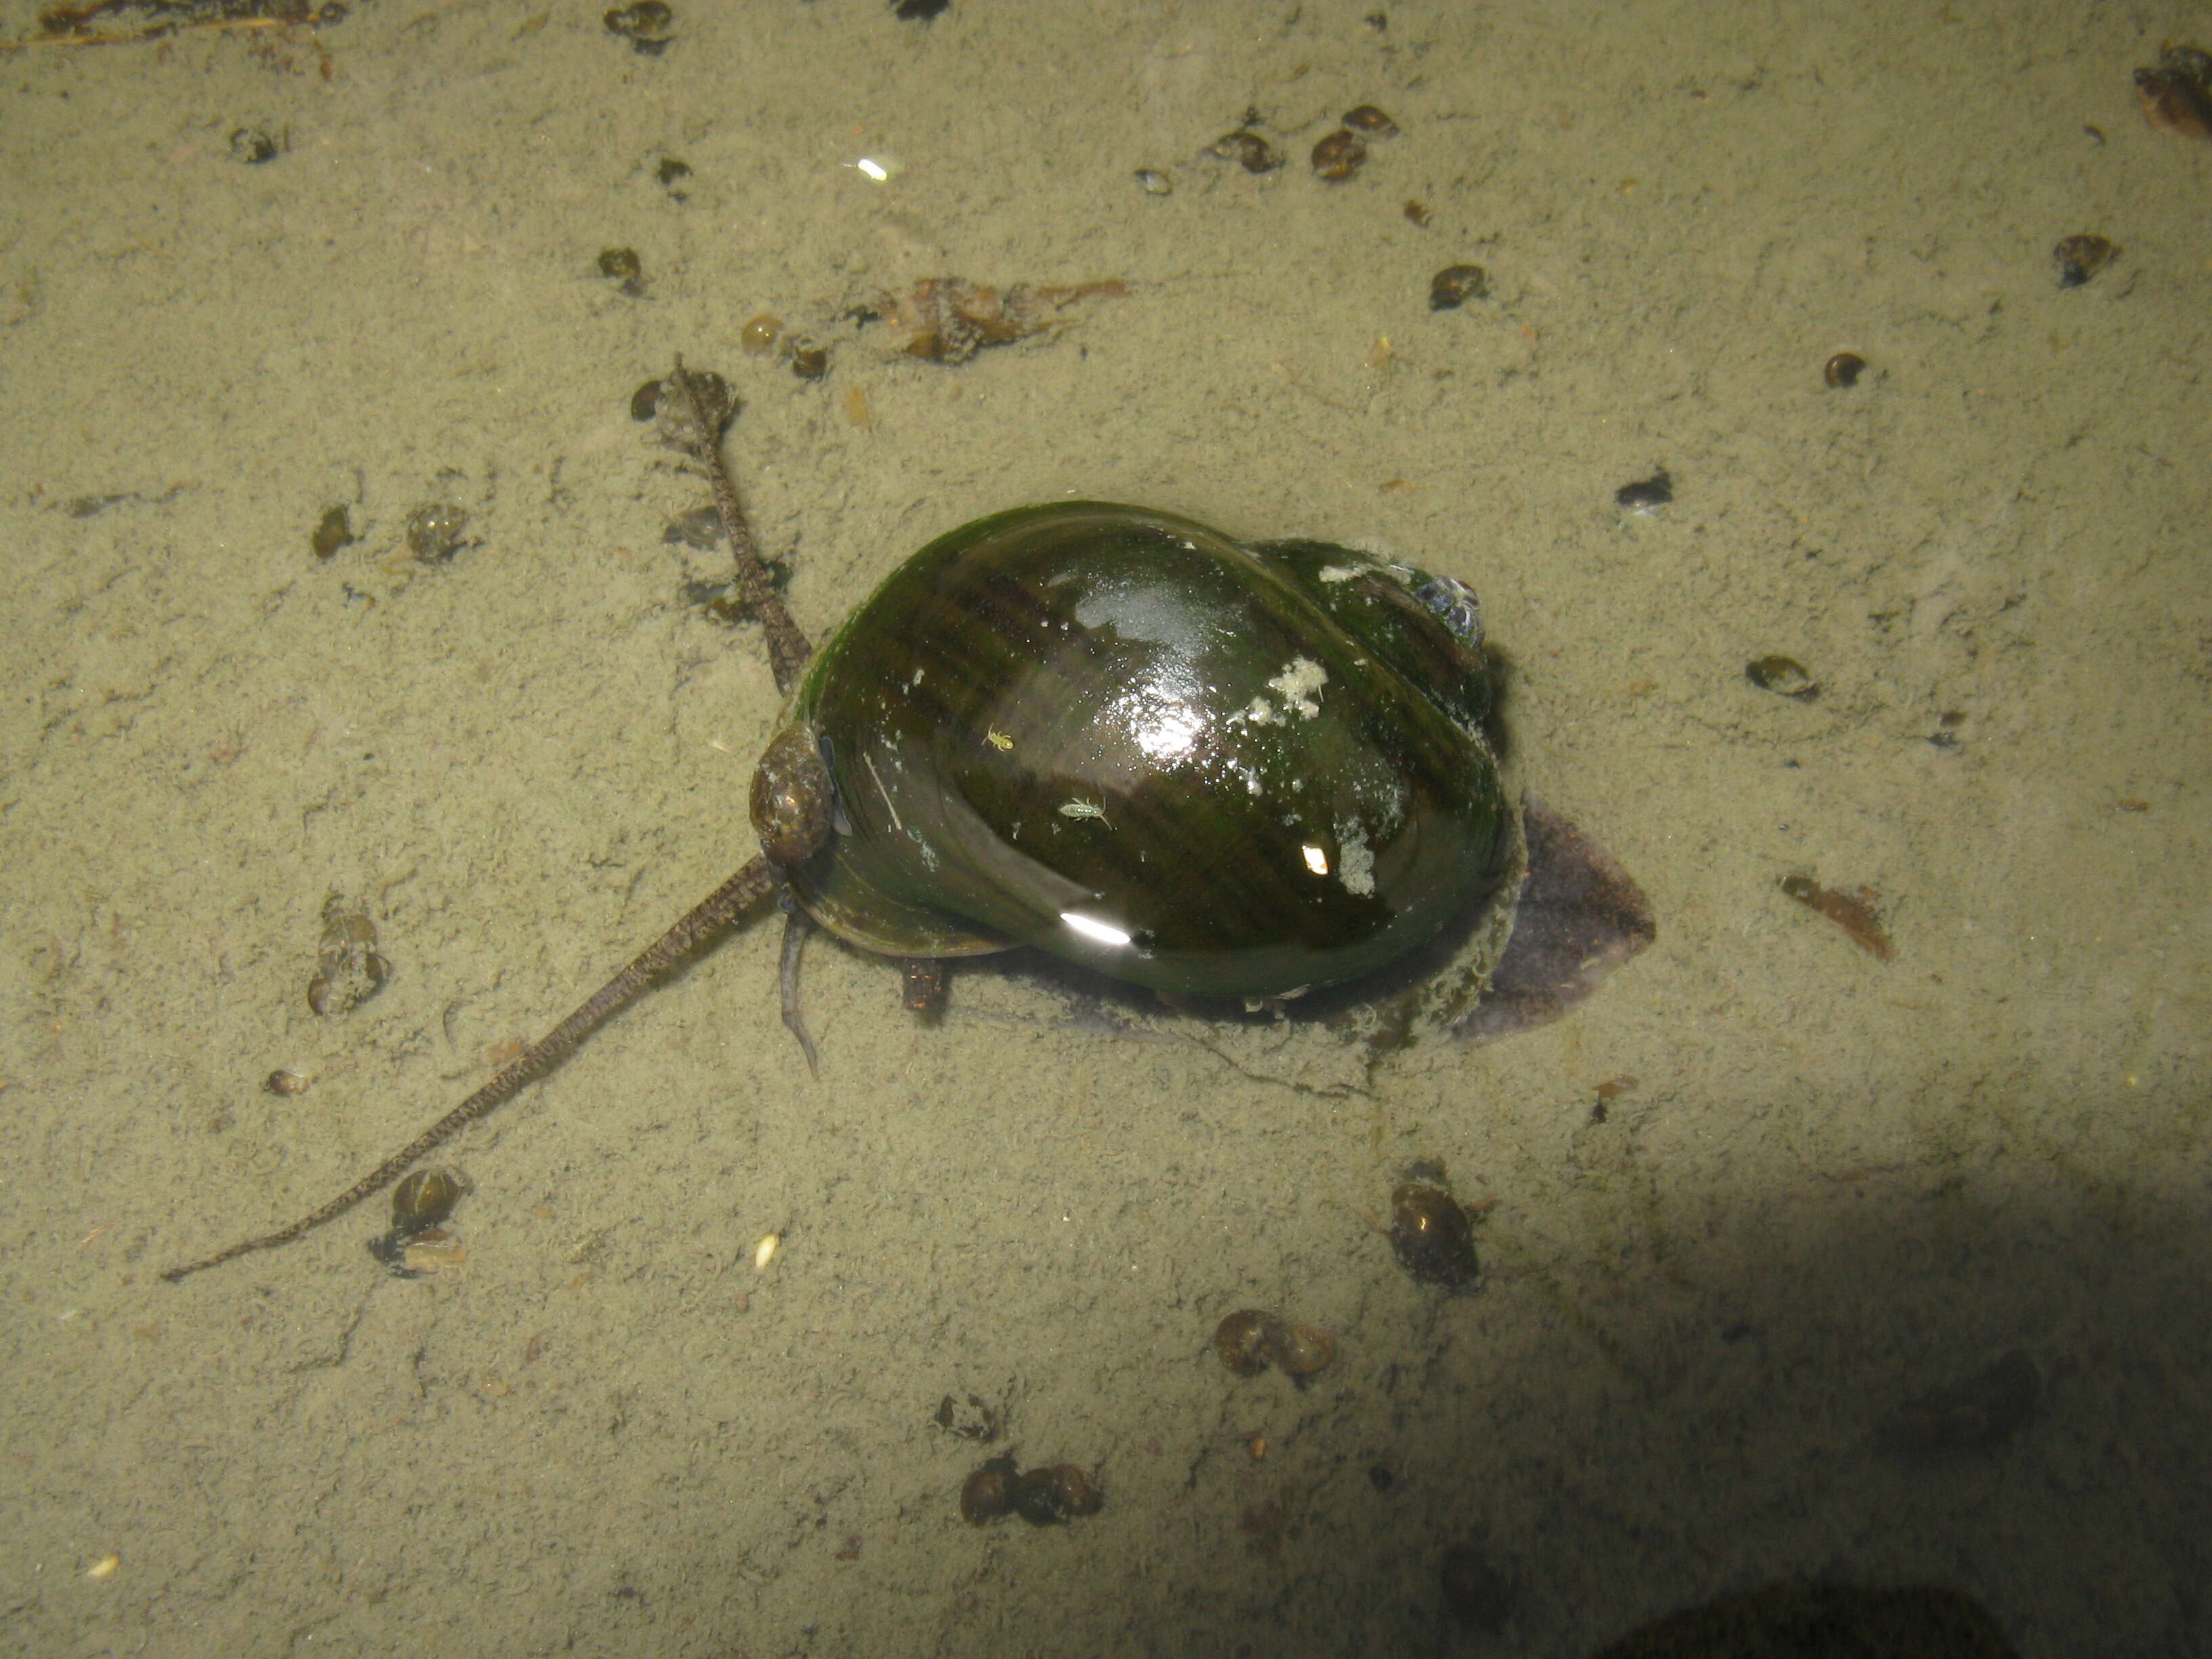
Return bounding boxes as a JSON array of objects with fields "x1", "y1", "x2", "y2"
[{"x1": 771, "y1": 501, "x2": 1516, "y2": 1004}]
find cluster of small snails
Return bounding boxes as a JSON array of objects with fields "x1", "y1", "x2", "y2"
[
  {"x1": 1201, "y1": 103, "x2": 1397, "y2": 182},
  {"x1": 1310, "y1": 104, "x2": 1397, "y2": 181},
  {"x1": 1192, "y1": 103, "x2": 1505, "y2": 319},
  {"x1": 737, "y1": 312, "x2": 828, "y2": 380},
  {"x1": 959, "y1": 1456, "x2": 1104, "y2": 1527},
  {"x1": 1213, "y1": 1310, "x2": 1338, "y2": 1380}
]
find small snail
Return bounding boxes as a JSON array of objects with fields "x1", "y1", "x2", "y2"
[
  {"x1": 365, "y1": 1166, "x2": 466, "y2": 1271},
  {"x1": 960, "y1": 1456, "x2": 1102, "y2": 1526},
  {"x1": 1015, "y1": 1463, "x2": 1104, "y2": 1524},
  {"x1": 960, "y1": 1456, "x2": 1019, "y2": 1523},
  {"x1": 163, "y1": 360, "x2": 1649, "y2": 1281},
  {"x1": 389, "y1": 1168, "x2": 464, "y2": 1233},
  {"x1": 1214, "y1": 1309, "x2": 1337, "y2": 1379},
  {"x1": 1388, "y1": 1171, "x2": 1481, "y2": 1290},
  {"x1": 1265, "y1": 1321, "x2": 1337, "y2": 1378},
  {"x1": 1214, "y1": 1309, "x2": 1275, "y2": 1376}
]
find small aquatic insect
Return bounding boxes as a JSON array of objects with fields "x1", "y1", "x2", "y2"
[
  {"x1": 163, "y1": 360, "x2": 1650, "y2": 1280},
  {"x1": 1779, "y1": 874, "x2": 1895, "y2": 962}
]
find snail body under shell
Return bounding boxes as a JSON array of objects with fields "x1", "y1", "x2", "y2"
[{"x1": 757, "y1": 502, "x2": 1520, "y2": 1012}]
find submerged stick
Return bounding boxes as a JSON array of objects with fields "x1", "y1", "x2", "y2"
[
  {"x1": 163, "y1": 358, "x2": 817, "y2": 1281},
  {"x1": 163, "y1": 859, "x2": 784, "y2": 1281},
  {"x1": 671, "y1": 354, "x2": 812, "y2": 695}
]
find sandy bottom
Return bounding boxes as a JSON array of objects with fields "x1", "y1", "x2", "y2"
[{"x1": 1, "y1": 2, "x2": 2205, "y2": 1654}]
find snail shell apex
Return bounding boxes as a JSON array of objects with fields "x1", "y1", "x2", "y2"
[{"x1": 750, "y1": 725, "x2": 834, "y2": 868}]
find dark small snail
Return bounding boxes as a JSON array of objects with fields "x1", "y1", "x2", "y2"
[
  {"x1": 961, "y1": 1456, "x2": 1101, "y2": 1526},
  {"x1": 1266, "y1": 1321, "x2": 1336, "y2": 1378},
  {"x1": 390, "y1": 1168, "x2": 464, "y2": 1233},
  {"x1": 163, "y1": 359, "x2": 1649, "y2": 1281},
  {"x1": 365, "y1": 1166, "x2": 466, "y2": 1271},
  {"x1": 1012, "y1": 1463, "x2": 1103, "y2": 1525},
  {"x1": 960, "y1": 1456, "x2": 1019, "y2": 1523},
  {"x1": 1214, "y1": 1309, "x2": 1275, "y2": 1376},
  {"x1": 1389, "y1": 1171, "x2": 1481, "y2": 1289}
]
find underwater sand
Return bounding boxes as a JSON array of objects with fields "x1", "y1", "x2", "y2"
[{"x1": 0, "y1": 1, "x2": 2205, "y2": 1653}]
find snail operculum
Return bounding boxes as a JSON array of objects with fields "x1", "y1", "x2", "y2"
[{"x1": 763, "y1": 502, "x2": 1519, "y2": 1011}]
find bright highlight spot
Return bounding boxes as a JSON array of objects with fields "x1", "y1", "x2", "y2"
[
  {"x1": 1061, "y1": 912, "x2": 1132, "y2": 948},
  {"x1": 1302, "y1": 844, "x2": 1330, "y2": 876},
  {"x1": 1135, "y1": 701, "x2": 1202, "y2": 761},
  {"x1": 851, "y1": 157, "x2": 890, "y2": 182}
]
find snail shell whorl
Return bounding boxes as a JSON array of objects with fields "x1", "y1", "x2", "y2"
[{"x1": 751, "y1": 725, "x2": 834, "y2": 869}]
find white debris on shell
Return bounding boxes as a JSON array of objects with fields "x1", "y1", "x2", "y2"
[
  {"x1": 1073, "y1": 575, "x2": 1218, "y2": 653},
  {"x1": 1241, "y1": 695, "x2": 1277, "y2": 726},
  {"x1": 1268, "y1": 658, "x2": 1326, "y2": 718},
  {"x1": 1376, "y1": 783, "x2": 1407, "y2": 833},
  {"x1": 1335, "y1": 821, "x2": 1376, "y2": 896},
  {"x1": 1336, "y1": 546, "x2": 1406, "y2": 579}
]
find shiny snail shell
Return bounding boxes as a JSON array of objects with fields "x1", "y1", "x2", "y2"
[{"x1": 764, "y1": 501, "x2": 1520, "y2": 1011}]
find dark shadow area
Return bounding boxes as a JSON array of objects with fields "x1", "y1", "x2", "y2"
[{"x1": 1055, "y1": 1174, "x2": 2211, "y2": 1656}]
